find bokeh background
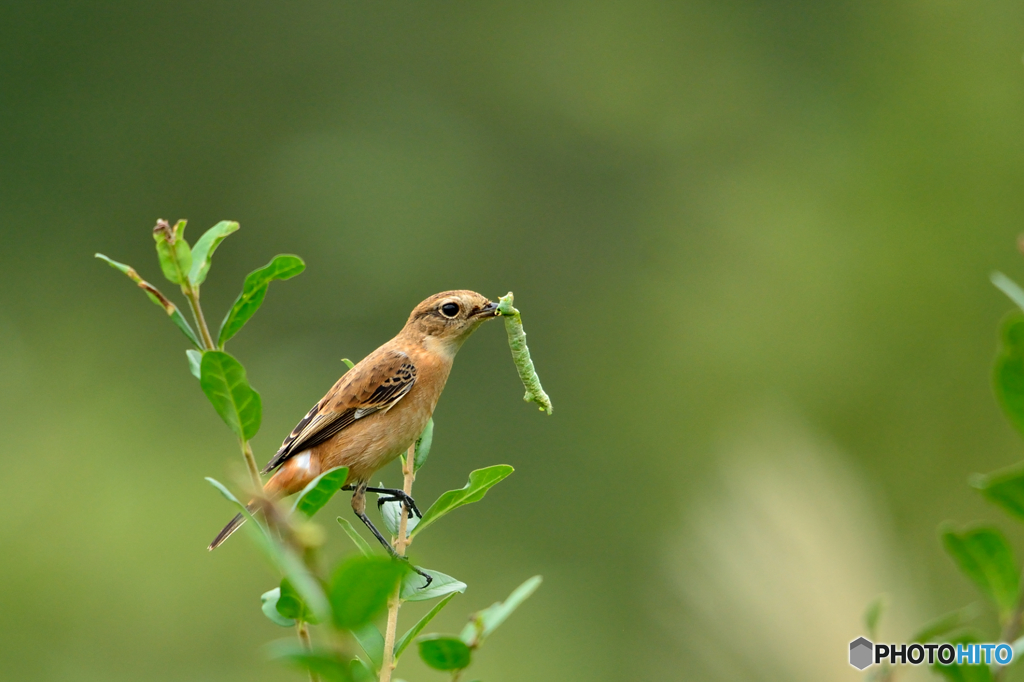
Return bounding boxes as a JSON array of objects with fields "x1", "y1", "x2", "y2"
[{"x1": 3, "y1": 2, "x2": 1024, "y2": 680}]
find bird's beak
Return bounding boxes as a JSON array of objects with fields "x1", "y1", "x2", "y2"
[{"x1": 473, "y1": 301, "x2": 500, "y2": 318}]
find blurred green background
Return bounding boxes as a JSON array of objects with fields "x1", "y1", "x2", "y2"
[{"x1": 3, "y1": 2, "x2": 1024, "y2": 680}]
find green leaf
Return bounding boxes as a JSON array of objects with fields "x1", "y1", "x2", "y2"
[
  {"x1": 934, "y1": 660, "x2": 993, "y2": 682},
  {"x1": 395, "y1": 593, "x2": 458, "y2": 661},
  {"x1": 460, "y1": 575, "x2": 542, "y2": 646},
  {"x1": 931, "y1": 633, "x2": 995, "y2": 682},
  {"x1": 167, "y1": 308, "x2": 202, "y2": 348},
  {"x1": 351, "y1": 623, "x2": 384, "y2": 671},
  {"x1": 349, "y1": 657, "x2": 375, "y2": 682},
  {"x1": 417, "y1": 635, "x2": 471, "y2": 671},
  {"x1": 414, "y1": 418, "x2": 433, "y2": 472},
  {"x1": 293, "y1": 467, "x2": 349, "y2": 518},
  {"x1": 199, "y1": 350, "x2": 262, "y2": 440},
  {"x1": 377, "y1": 493, "x2": 419, "y2": 537},
  {"x1": 95, "y1": 252, "x2": 136, "y2": 277},
  {"x1": 1013, "y1": 634, "x2": 1024, "y2": 663},
  {"x1": 188, "y1": 221, "x2": 239, "y2": 286},
  {"x1": 206, "y1": 478, "x2": 331, "y2": 623},
  {"x1": 972, "y1": 461, "x2": 1024, "y2": 522},
  {"x1": 994, "y1": 313, "x2": 1024, "y2": 438},
  {"x1": 337, "y1": 517, "x2": 372, "y2": 556},
  {"x1": 993, "y1": 272, "x2": 1024, "y2": 313},
  {"x1": 400, "y1": 569, "x2": 466, "y2": 602},
  {"x1": 96, "y1": 253, "x2": 202, "y2": 348},
  {"x1": 940, "y1": 524, "x2": 1019, "y2": 618},
  {"x1": 864, "y1": 594, "x2": 886, "y2": 640},
  {"x1": 911, "y1": 604, "x2": 980, "y2": 643},
  {"x1": 411, "y1": 465, "x2": 514, "y2": 537},
  {"x1": 277, "y1": 578, "x2": 319, "y2": 624},
  {"x1": 260, "y1": 588, "x2": 296, "y2": 627},
  {"x1": 218, "y1": 254, "x2": 305, "y2": 347},
  {"x1": 268, "y1": 641, "x2": 352, "y2": 682},
  {"x1": 341, "y1": 358, "x2": 356, "y2": 370},
  {"x1": 329, "y1": 555, "x2": 408, "y2": 629},
  {"x1": 153, "y1": 219, "x2": 192, "y2": 286},
  {"x1": 186, "y1": 349, "x2": 202, "y2": 379}
]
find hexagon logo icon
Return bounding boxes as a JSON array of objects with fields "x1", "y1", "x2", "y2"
[{"x1": 849, "y1": 637, "x2": 873, "y2": 670}]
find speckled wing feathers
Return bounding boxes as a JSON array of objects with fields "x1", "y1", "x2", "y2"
[{"x1": 261, "y1": 350, "x2": 417, "y2": 473}]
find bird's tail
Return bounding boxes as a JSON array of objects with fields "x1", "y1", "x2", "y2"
[
  {"x1": 208, "y1": 458, "x2": 316, "y2": 550},
  {"x1": 208, "y1": 504, "x2": 255, "y2": 550}
]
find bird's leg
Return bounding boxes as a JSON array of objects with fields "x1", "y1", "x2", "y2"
[
  {"x1": 365, "y1": 486, "x2": 422, "y2": 518},
  {"x1": 349, "y1": 483, "x2": 433, "y2": 588},
  {"x1": 350, "y1": 483, "x2": 396, "y2": 553}
]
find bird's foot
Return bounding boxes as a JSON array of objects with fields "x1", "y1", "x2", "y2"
[
  {"x1": 408, "y1": 562, "x2": 433, "y2": 589},
  {"x1": 367, "y1": 487, "x2": 423, "y2": 518}
]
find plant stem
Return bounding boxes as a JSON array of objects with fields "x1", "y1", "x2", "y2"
[
  {"x1": 994, "y1": 565, "x2": 1024, "y2": 681},
  {"x1": 378, "y1": 444, "x2": 416, "y2": 682},
  {"x1": 183, "y1": 287, "x2": 216, "y2": 350},
  {"x1": 379, "y1": 585, "x2": 400, "y2": 682},
  {"x1": 296, "y1": 620, "x2": 319, "y2": 682},
  {"x1": 182, "y1": 287, "x2": 261, "y2": 490},
  {"x1": 240, "y1": 439, "x2": 262, "y2": 491}
]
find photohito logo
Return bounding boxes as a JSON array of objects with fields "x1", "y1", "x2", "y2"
[{"x1": 849, "y1": 637, "x2": 1013, "y2": 670}]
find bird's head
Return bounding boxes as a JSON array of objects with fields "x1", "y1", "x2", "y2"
[{"x1": 402, "y1": 290, "x2": 500, "y2": 355}]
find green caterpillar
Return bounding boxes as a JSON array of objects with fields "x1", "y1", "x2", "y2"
[{"x1": 497, "y1": 292, "x2": 553, "y2": 415}]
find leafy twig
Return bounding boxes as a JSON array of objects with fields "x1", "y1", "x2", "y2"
[{"x1": 379, "y1": 443, "x2": 417, "y2": 682}]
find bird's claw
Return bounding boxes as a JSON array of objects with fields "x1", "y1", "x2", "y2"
[
  {"x1": 412, "y1": 563, "x2": 433, "y2": 589},
  {"x1": 391, "y1": 554, "x2": 433, "y2": 589},
  {"x1": 374, "y1": 490, "x2": 422, "y2": 518}
]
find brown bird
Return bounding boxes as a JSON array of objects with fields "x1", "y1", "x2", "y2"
[{"x1": 209, "y1": 290, "x2": 500, "y2": 559}]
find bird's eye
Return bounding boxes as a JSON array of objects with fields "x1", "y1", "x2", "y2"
[{"x1": 440, "y1": 302, "x2": 460, "y2": 318}]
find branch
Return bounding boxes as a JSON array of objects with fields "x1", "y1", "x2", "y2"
[
  {"x1": 379, "y1": 444, "x2": 416, "y2": 682},
  {"x1": 183, "y1": 287, "x2": 216, "y2": 350}
]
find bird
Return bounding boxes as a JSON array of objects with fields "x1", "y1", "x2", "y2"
[{"x1": 208, "y1": 290, "x2": 500, "y2": 558}]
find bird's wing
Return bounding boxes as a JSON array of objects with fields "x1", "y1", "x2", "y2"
[{"x1": 261, "y1": 350, "x2": 417, "y2": 473}]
